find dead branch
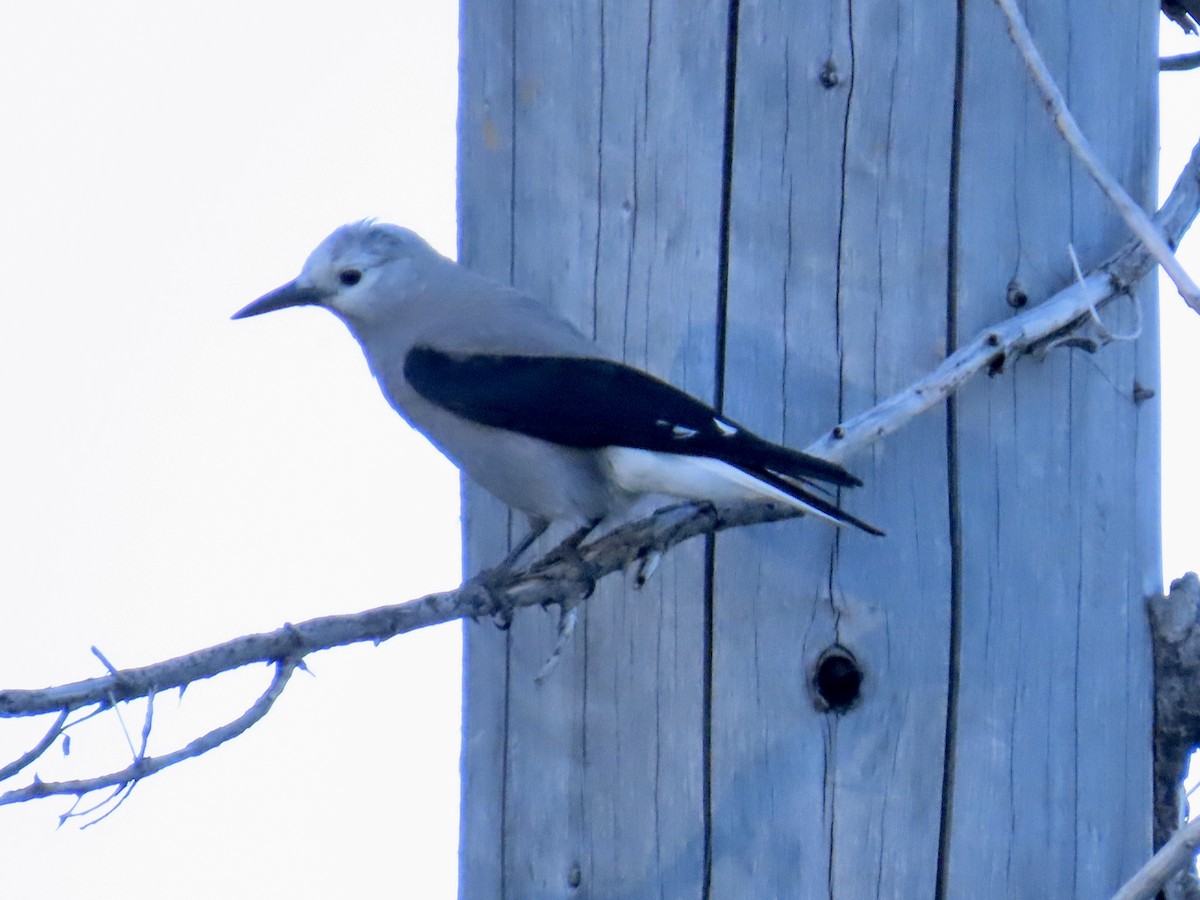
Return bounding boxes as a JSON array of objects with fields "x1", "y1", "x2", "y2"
[
  {"x1": 994, "y1": 0, "x2": 1200, "y2": 310},
  {"x1": 1117, "y1": 574, "x2": 1200, "y2": 900},
  {"x1": 1, "y1": 659, "x2": 299, "y2": 812},
  {"x1": 809, "y1": 134, "x2": 1200, "y2": 464},
  {"x1": 1161, "y1": 51, "x2": 1200, "y2": 72}
]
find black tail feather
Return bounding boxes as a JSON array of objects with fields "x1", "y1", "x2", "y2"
[
  {"x1": 750, "y1": 465, "x2": 885, "y2": 536},
  {"x1": 730, "y1": 432, "x2": 863, "y2": 489}
]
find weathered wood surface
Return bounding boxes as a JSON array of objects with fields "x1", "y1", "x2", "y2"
[
  {"x1": 458, "y1": 1, "x2": 1158, "y2": 896},
  {"x1": 945, "y1": 1, "x2": 1160, "y2": 895},
  {"x1": 459, "y1": 3, "x2": 725, "y2": 895},
  {"x1": 713, "y1": 2, "x2": 955, "y2": 895}
]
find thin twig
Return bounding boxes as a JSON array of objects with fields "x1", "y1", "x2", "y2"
[
  {"x1": 0, "y1": 710, "x2": 68, "y2": 782},
  {"x1": 69, "y1": 692, "x2": 159, "y2": 826},
  {"x1": 77, "y1": 782, "x2": 136, "y2": 829},
  {"x1": 0, "y1": 659, "x2": 298, "y2": 806},
  {"x1": 60, "y1": 784, "x2": 126, "y2": 830},
  {"x1": 994, "y1": 0, "x2": 1200, "y2": 310},
  {"x1": 90, "y1": 646, "x2": 119, "y2": 677}
]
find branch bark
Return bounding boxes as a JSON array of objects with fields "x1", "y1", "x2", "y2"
[{"x1": 1115, "y1": 573, "x2": 1200, "y2": 900}]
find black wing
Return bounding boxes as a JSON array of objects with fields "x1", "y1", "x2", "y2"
[{"x1": 404, "y1": 346, "x2": 863, "y2": 490}]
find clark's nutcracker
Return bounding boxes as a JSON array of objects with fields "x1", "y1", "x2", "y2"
[{"x1": 233, "y1": 221, "x2": 882, "y2": 558}]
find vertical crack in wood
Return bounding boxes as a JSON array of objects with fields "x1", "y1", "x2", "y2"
[
  {"x1": 823, "y1": 715, "x2": 838, "y2": 895},
  {"x1": 935, "y1": 1, "x2": 968, "y2": 897},
  {"x1": 706, "y1": 0, "x2": 742, "y2": 893},
  {"x1": 832, "y1": 1, "x2": 856, "y2": 423},
  {"x1": 701, "y1": 537, "x2": 716, "y2": 897},
  {"x1": 714, "y1": 0, "x2": 739, "y2": 414},
  {"x1": 823, "y1": 2, "x2": 859, "y2": 877},
  {"x1": 506, "y1": 3, "x2": 519, "y2": 287},
  {"x1": 498, "y1": 7, "x2": 520, "y2": 896},
  {"x1": 499, "y1": 626, "x2": 513, "y2": 900},
  {"x1": 590, "y1": 1, "x2": 607, "y2": 341}
]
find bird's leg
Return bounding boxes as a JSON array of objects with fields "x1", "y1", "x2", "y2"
[
  {"x1": 479, "y1": 517, "x2": 549, "y2": 631},
  {"x1": 497, "y1": 517, "x2": 550, "y2": 572},
  {"x1": 532, "y1": 518, "x2": 602, "y2": 571},
  {"x1": 483, "y1": 517, "x2": 599, "y2": 633}
]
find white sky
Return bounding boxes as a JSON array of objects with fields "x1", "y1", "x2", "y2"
[
  {"x1": 0, "y1": 3, "x2": 461, "y2": 897},
  {"x1": 0, "y1": 6, "x2": 1196, "y2": 898}
]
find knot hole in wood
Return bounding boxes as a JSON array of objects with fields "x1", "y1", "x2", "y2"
[{"x1": 811, "y1": 645, "x2": 863, "y2": 713}]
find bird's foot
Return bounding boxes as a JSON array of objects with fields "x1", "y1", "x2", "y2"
[
  {"x1": 470, "y1": 520, "x2": 552, "y2": 630},
  {"x1": 466, "y1": 562, "x2": 523, "y2": 630},
  {"x1": 619, "y1": 501, "x2": 712, "y2": 590}
]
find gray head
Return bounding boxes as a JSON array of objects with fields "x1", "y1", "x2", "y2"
[{"x1": 232, "y1": 221, "x2": 442, "y2": 323}]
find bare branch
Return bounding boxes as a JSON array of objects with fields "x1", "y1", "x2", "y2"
[
  {"x1": 810, "y1": 133, "x2": 1200, "y2": 465},
  {"x1": 805, "y1": 271, "x2": 1114, "y2": 463},
  {"x1": 994, "y1": 0, "x2": 1200, "y2": 310},
  {"x1": 0, "y1": 659, "x2": 299, "y2": 807},
  {"x1": 0, "y1": 710, "x2": 68, "y2": 782},
  {"x1": 1161, "y1": 51, "x2": 1200, "y2": 72}
]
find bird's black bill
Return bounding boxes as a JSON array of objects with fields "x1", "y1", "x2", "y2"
[{"x1": 231, "y1": 280, "x2": 326, "y2": 320}]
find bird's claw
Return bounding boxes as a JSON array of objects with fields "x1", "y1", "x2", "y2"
[
  {"x1": 465, "y1": 564, "x2": 520, "y2": 630},
  {"x1": 534, "y1": 600, "x2": 580, "y2": 683},
  {"x1": 627, "y1": 549, "x2": 662, "y2": 589}
]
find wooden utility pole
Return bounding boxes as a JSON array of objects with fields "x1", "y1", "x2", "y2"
[{"x1": 458, "y1": 1, "x2": 1160, "y2": 895}]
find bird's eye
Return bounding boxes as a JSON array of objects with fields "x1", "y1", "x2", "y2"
[{"x1": 338, "y1": 269, "x2": 363, "y2": 286}]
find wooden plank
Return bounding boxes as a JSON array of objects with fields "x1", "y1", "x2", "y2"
[
  {"x1": 457, "y1": 2, "x2": 516, "y2": 896},
  {"x1": 459, "y1": 1, "x2": 730, "y2": 894},
  {"x1": 945, "y1": 0, "x2": 1157, "y2": 895},
  {"x1": 459, "y1": 0, "x2": 1159, "y2": 894},
  {"x1": 714, "y1": 1, "x2": 956, "y2": 895}
]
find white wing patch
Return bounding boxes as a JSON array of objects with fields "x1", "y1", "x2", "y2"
[
  {"x1": 603, "y1": 447, "x2": 848, "y2": 527},
  {"x1": 713, "y1": 418, "x2": 739, "y2": 436}
]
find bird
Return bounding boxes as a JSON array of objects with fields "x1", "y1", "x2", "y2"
[{"x1": 232, "y1": 221, "x2": 882, "y2": 567}]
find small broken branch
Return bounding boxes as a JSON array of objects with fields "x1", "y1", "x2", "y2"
[
  {"x1": 994, "y1": 0, "x2": 1200, "y2": 311},
  {"x1": 1161, "y1": 51, "x2": 1200, "y2": 72}
]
